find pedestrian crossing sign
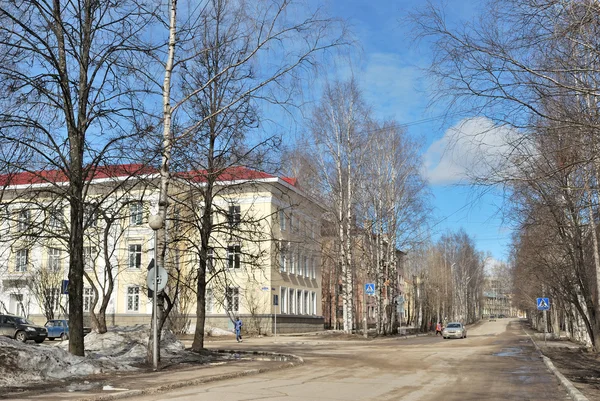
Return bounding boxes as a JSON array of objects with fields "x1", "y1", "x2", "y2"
[
  {"x1": 365, "y1": 283, "x2": 375, "y2": 295},
  {"x1": 537, "y1": 298, "x2": 550, "y2": 311}
]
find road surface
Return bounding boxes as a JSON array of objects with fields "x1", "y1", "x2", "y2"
[{"x1": 126, "y1": 319, "x2": 569, "y2": 401}]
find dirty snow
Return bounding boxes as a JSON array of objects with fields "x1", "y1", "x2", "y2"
[
  {"x1": 0, "y1": 336, "x2": 132, "y2": 388},
  {"x1": 0, "y1": 325, "x2": 187, "y2": 388},
  {"x1": 73, "y1": 325, "x2": 185, "y2": 363},
  {"x1": 206, "y1": 326, "x2": 235, "y2": 337}
]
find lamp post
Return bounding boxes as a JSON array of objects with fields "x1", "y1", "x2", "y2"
[{"x1": 148, "y1": 214, "x2": 164, "y2": 371}]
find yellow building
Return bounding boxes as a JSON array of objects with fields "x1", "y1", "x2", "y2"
[{"x1": 0, "y1": 165, "x2": 324, "y2": 334}]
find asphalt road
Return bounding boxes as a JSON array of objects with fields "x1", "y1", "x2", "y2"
[{"x1": 125, "y1": 319, "x2": 571, "y2": 401}]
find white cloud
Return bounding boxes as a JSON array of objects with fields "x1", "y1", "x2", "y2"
[{"x1": 424, "y1": 117, "x2": 521, "y2": 185}]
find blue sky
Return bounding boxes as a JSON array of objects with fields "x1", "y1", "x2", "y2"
[{"x1": 322, "y1": 0, "x2": 513, "y2": 262}]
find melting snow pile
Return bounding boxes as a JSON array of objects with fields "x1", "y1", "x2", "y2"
[
  {"x1": 64, "y1": 324, "x2": 185, "y2": 363},
  {"x1": 206, "y1": 326, "x2": 235, "y2": 337},
  {"x1": 0, "y1": 336, "x2": 131, "y2": 388}
]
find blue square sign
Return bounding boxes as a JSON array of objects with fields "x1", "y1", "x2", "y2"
[
  {"x1": 537, "y1": 298, "x2": 550, "y2": 311},
  {"x1": 365, "y1": 283, "x2": 375, "y2": 295}
]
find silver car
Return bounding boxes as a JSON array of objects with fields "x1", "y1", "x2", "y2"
[{"x1": 442, "y1": 322, "x2": 467, "y2": 339}]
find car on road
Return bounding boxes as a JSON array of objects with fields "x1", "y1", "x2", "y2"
[
  {"x1": 0, "y1": 314, "x2": 47, "y2": 343},
  {"x1": 489, "y1": 314, "x2": 496, "y2": 321},
  {"x1": 45, "y1": 319, "x2": 92, "y2": 341},
  {"x1": 442, "y1": 322, "x2": 467, "y2": 339}
]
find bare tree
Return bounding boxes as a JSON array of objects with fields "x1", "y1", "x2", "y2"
[{"x1": 0, "y1": 0, "x2": 157, "y2": 355}]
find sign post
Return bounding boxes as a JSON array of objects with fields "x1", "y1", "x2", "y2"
[
  {"x1": 537, "y1": 297, "x2": 550, "y2": 345},
  {"x1": 364, "y1": 284, "x2": 375, "y2": 338}
]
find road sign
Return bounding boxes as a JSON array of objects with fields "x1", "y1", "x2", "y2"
[
  {"x1": 365, "y1": 283, "x2": 375, "y2": 295},
  {"x1": 147, "y1": 264, "x2": 168, "y2": 292},
  {"x1": 537, "y1": 297, "x2": 550, "y2": 311},
  {"x1": 61, "y1": 280, "x2": 69, "y2": 295}
]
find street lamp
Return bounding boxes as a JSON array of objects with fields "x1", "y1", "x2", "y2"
[{"x1": 148, "y1": 214, "x2": 163, "y2": 371}]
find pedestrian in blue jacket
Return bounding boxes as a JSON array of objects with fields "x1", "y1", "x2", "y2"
[{"x1": 234, "y1": 317, "x2": 243, "y2": 342}]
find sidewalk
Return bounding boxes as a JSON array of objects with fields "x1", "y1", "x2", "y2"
[
  {"x1": 0, "y1": 349, "x2": 302, "y2": 401},
  {"x1": 523, "y1": 326, "x2": 596, "y2": 401}
]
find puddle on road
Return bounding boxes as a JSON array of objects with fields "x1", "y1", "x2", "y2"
[{"x1": 494, "y1": 347, "x2": 523, "y2": 357}]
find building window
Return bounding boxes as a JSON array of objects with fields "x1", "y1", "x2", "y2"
[
  {"x1": 289, "y1": 288, "x2": 296, "y2": 314},
  {"x1": 49, "y1": 207, "x2": 63, "y2": 229},
  {"x1": 227, "y1": 244, "x2": 241, "y2": 269},
  {"x1": 127, "y1": 286, "x2": 140, "y2": 312},
  {"x1": 225, "y1": 287, "x2": 239, "y2": 312},
  {"x1": 279, "y1": 209, "x2": 286, "y2": 231},
  {"x1": 289, "y1": 248, "x2": 295, "y2": 275},
  {"x1": 83, "y1": 287, "x2": 94, "y2": 312},
  {"x1": 303, "y1": 255, "x2": 308, "y2": 277},
  {"x1": 206, "y1": 248, "x2": 214, "y2": 272},
  {"x1": 297, "y1": 289, "x2": 303, "y2": 314},
  {"x1": 206, "y1": 288, "x2": 214, "y2": 313},
  {"x1": 18, "y1": 209, "x2": 30, "y2": 231},
  {"x1": 84, "y1": 246, "x2": 96, "y2": 271},
  {"x1": 84, "y1": 204, "x2": 98, "y2": 228},
  {"x1": 289, "y1": 213, "x2": 294, "y2": 232},
  {"x1": 280, "y1": 287, "x2": 287, "y2": 313},
  {"x1": 129, "y1": 202, "x2": 144, "y2": 226},
  {"x1": 304, "y1": 290, "x2": 309, "y2": 315},
  {"x1": 279, "y1": 242, "x2": 288, "y2": 273},
  {"x1": 311, "y1": 257, "x2": 316, "y2": 279},
  {"x1": 228, "y1": 204, "x2": 241, "y2": 226},
  {"x1": 15, "y1": 249, "x2": 28, "y2": 272},
  {"x1": 48, "y1": 248, "x2": 61, "y2": 271},
  {"x1": 128, "y1": 244, "x2": 142, "y2": 269},
  {"x1": 311, "y1": 292, "x2": 317, "y2": 315},
  {"x1": 44, "y1": 288, "x2": 60, "y2": 313}
]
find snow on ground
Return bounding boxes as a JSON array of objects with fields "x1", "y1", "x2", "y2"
[
  {"x1": 0, "y1": 336, "x2": 133, "y2": 388},
  {"x1": 207, "y1": 326, "x2": 235, "y2": 337},
  {"x1": 0, "y1": 325, "x2": 187, "y2": 388},
  {"x1": 72, "y1": 325, "x2": 185, "y2": 363}
]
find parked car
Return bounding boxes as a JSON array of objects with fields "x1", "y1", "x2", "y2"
[
  {"x1": 442, "y1": 322, "x2": 467, "y2": 339},
  {"x1": 44, "y1": 319, "x2": 92, "y2": 341},
  {"x1": 0, "y1": 314, "x2": 47, "y2": 343},
  {"x1": 498, "y1": 314, "x2": 506, "y2": 318},
  {"x1": 489, "y1": 314, "x2": 496, "y2": 321}
]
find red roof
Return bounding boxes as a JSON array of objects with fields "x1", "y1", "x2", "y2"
[
  {"x1": 0, "y1": 164, "x2": 297, "y2": 188},
  {"x1": 0, "y1": 164, "x2": 157, "y2": 186},
  {"x1": 181, "y1": 166, "x2": 297, "y2": 187}
]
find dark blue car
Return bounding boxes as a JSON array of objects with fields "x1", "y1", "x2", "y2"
[{"x1": 44, "y1": 319, "x2": 91, "y2": 341}]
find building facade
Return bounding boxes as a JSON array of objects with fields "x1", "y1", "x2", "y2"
[{"x1": 0, "y1": 165, "x2": 324, "y2": 334}]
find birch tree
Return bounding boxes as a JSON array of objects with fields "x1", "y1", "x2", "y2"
[{"x1": 150, "y1": 0, "x2": 347, "y2": 358}]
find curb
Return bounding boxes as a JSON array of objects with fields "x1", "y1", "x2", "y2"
[
  {"x1": 523, "y1": 329, "x2": 589, "y2": 401},
  {"x1": 74, "y1": 350, "x2": 304, "y2": 401}
]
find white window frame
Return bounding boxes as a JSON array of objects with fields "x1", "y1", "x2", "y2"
[
  {"x1": 84, "y1": 246, "x2": 96, "y2": 271},
  {"x1": 48, "y1": 247, "x2": 61, "y2": 271},
  {"x1": 126, "y1": 286, "x2": 140, "y2": 312},
  {"x1": 227, "y1": 244, "x2": 241, "y2": 269},
  {"x1": 129, "y1": 202, "x2": 144, "y2": 226},
  {"x1": 304, "y1": 290, "x2": 309, "y2": 315},
  {"x1": 206, "y1": 248, "x2": 214, "y2": 272},
  {"x1": 18, "y1": 209, "x2": 30, "y2": 231},
  {"x1": 83, "y1": 287, "x2": 94, "y2": 312},
  {"x1": 225, "y1": 287, "x2": 239, "y2": 312},
  {"x1": 289, "y1": 288, "x2": 296, "y2": 314},
  {"x1": 279, "y1": 242, "x2": 288, "y2": 273},
  {"x1": 15, "y1": 248, "x2": 28, "y2": 272},
  {"x1": 228, "y1": 204, "x2": 241, "y2": 227},
  {"x1": 84, "y1": 204, "x2": 98, "y2": 228},
  {"x1": 280, "y1": 287, "x2": 287, "y2": 313},
  {"x1": 303, "y1": 255, "x2": 308, "y2": 277},
  {"x1": 311, "y1": 257, "x2": 316, "y2": 279},
  {"x1": 279, "y1": 209, "x2": 286, "y2": 231},
  {"x1": 128, "y1": 243, "x2": 142, "y2": 269},
  {"x1": 49, "y1": 207, "x2": 63, "y2": 229},
  {"x1": 312, "y1": 292, "x2": 317, "y2": 315},
  {"x1": 45, "y1": 287, "x2": 60, "y2": 312},
  {"x1": 296, "y1": 289, "x2": 303, "y2": 314}
]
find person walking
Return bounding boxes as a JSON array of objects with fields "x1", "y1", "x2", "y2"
[
  {"x1": 234, "y1": 317, "x2": 243, "y2": 342},
  {"x1": 435, "y1": 322, "x2": 443, "y2": 336}
]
